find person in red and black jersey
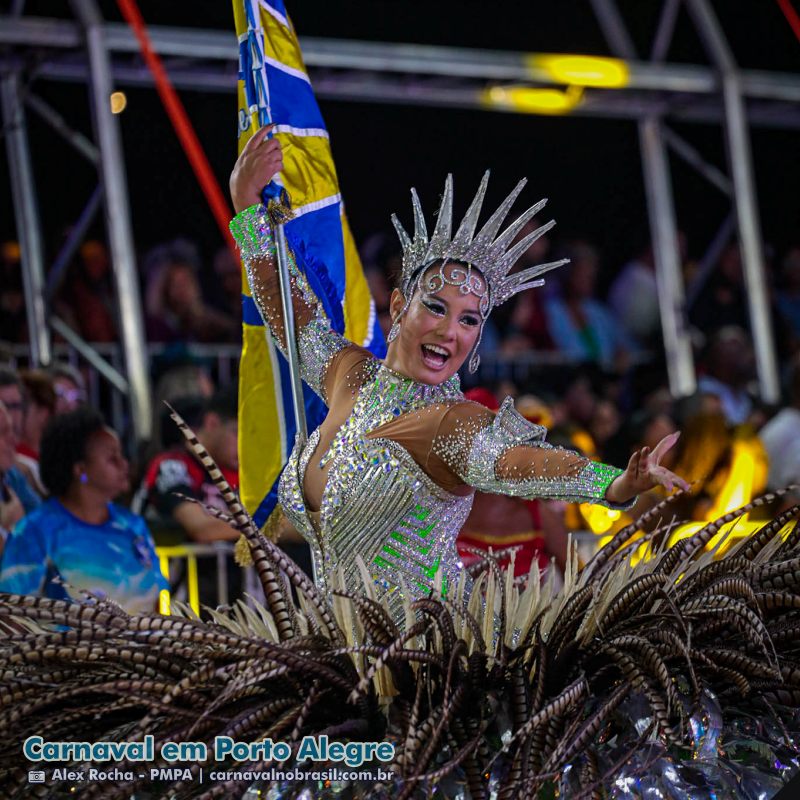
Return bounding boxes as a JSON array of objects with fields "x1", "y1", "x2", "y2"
[
  {"x1": 134, "y1": 390, "x2": 241, "y2": 607},
  {"x1": 135, "y1": 390, "x2": 240, "y2": 548}
]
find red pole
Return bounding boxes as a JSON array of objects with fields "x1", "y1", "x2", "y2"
[
  {"x1": 116, "y1": 0, "x2": 235, "y2": 249},
  {"x1": 777, "y1": 0, "x2": 800, "y2": 42}
]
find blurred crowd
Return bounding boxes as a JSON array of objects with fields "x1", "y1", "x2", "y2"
[{"x1": 1, "y1": 225, "x2": 800, "y2": 612}]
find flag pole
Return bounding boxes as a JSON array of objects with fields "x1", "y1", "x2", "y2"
[
  {"x1": 270, "y1": 201, "x2": 309, "y2": 447},
  {"x1": 242, "y1": 13, "x2": 309, "y2": 448}
]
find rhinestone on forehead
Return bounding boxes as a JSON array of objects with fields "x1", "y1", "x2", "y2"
[{"x1": 422, "y1": 261, "x2": 490, "y2": 318}]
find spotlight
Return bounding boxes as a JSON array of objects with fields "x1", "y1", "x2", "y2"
[
  {"x1": 530, "y1": 54, "x2": 630, "y2": 88},
  {"x1": 483, "y1": 85, "x2": 583, "y2": 116},
  {"x1": 110, "y1": 91, "x2": 127, "y2": 114}
]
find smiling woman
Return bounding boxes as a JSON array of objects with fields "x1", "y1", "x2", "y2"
[
  {"x1": 383, "y1": 261, "x2": 484, "y2": 384},
  {"x1": 228, "y1": 125, "x2": 688, "y2": 624}
]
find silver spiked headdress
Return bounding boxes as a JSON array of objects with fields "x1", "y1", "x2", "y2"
[{"x1": 390, "y1": 171, "x2": 568, "y2": 372}]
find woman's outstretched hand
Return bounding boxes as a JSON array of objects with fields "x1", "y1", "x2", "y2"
[
  {"x1": 230, "y1": 124, "x2": 284, "y2": 214},
  {"x1": 605, "y1": 431, "x2": 690, "y2": 505}
]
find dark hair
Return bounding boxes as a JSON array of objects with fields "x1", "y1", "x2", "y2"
[
  {"x1": 158, "y1": 389, "x2": 236, "y2": 450},
  {"x1": 0, "y1": 366, "x2": 21, "y2": 390},
  {"x1": 206, "y1": 387, "x2": 238, "y2": 423},
  {"x1": 20, "y1": 369, "x2": 56, "y2": 413},
  {"x1": 39, "y1": 408, "x2": 106, "y2": 497},
  {"x1": 160, "y1": 396, "x2": 207, "y2": 449}
]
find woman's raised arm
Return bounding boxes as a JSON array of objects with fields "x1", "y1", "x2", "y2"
[{"x1": 229, "y1": 125, "x2": 351, "y2": 403}]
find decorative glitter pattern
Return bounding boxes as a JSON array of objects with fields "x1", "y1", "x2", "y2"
[
  {"x1": 233, "y1": 203, "x2": 631, "y2": 625},
  {"x1": 460, "y1": 397, "x2": 629, "y2": 506},
  {"x1": 231, "y1": 204, "x2": 348, "y2": 403},
  {"x1": 229, "y1": 203, "x2": 277, "y2": 262},
  {"x1": 390, "y1": 172, "x2": 571, "y2": 371},
  {"x1": 278, "y1": 363, "x2": 471, "y2": 623}
]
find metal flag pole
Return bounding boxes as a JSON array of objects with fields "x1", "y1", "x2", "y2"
[
  {"x1": 269, "y1": 191, "x2": 309, "y2": 447},
  {"x1": 238, "y1": 0, "x2": 308, "y2": 448}
]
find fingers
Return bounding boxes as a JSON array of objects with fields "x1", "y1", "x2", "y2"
[
  {"x1": 650, "y1": 466, "x2": 674, "y2": 492},
  {"x1": 250, "y1": 136, "x2": 284, "y2": 179},
  {"x1": 243, "y1": 123, "x2": 276, "y2": 153},
  {"x1": 637, "y1": 447, "x2": 650, "y2": 477},
  {"x1": 669, "y1": 470, "x2": 691, "y2": 493},
  {"x1": 649, "y1": 465, "x2": 690, "y2": 494},
  {"x1": 651, "y1": 431, "x2": 681, "y2": 464}
]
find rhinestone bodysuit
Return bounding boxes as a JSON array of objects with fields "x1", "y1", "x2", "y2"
[{"x1": 232, "y1": 204, "x2": 626, "y2": 623}]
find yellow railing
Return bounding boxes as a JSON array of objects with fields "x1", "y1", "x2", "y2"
[{"x1": 155, "y1": 542, "x2": 237, "y2": 616}]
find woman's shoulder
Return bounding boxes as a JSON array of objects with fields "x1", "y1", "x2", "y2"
[
  {"x1": 414, "y1": 399, "x2": 496, "y2": 442},
  {"x1": 326, "y1": 344, "x2": 378, "y2": 395},
  {"x1": 22, "y1": 497, "x2": 61, "y2": 522},
  {"x1": 10, "y1": 498, "x2": 61, "y2": 539}
]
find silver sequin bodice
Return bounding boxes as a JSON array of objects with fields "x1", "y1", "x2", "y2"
[{"x1": 278, "y1": 361, "x2": 472, "y2": 622}]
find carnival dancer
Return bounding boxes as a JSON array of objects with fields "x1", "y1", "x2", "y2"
[{"x1": 229, "y1": 125, "x2": 688, "y2": 623}]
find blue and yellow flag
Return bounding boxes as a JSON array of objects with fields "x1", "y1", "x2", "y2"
[{"x1": 233, "y1": 0, "x2": 386, "y2": 526}]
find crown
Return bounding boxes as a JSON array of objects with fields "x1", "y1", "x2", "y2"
[{"x1": 389, "y1": 171, "x2": 568, "y2": 372}]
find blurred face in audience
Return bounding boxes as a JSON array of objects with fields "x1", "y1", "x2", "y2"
[
  {"x1": 202, "y1": 412, "x2": 239, "y2": 472},
  {"x1": 78, "y1": 428, "x2": 130, "y2": 499},
  {"x1": 0, "y1": 384, "x2": 24, "y2": 442},
  {"x1": 164, "y1": 263, "x2": 202, "y2": 314},
  {"x1": 0, "y1": 404, "x2": 15, "y2": 473},
  {"x1": 54, "y1": 377, "x2": 86, "y2": 415},
  {"x1": 590, "y1": 400, "x2": 621, "y2": 447},
  {"x1": 565, "y1": 251, "x2": 598, "y2": 300},
  {"x1": 564, "y1": 376, "x2": 596, "y2": 426}
]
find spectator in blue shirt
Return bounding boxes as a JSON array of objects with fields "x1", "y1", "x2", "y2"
[
  {"x1": 0, "y1": 401, "x2": 27, "y2": 551},
  {"x1": 0, "y1": 408, "x2": 167, "y2": 614},
  {"x1": 544, "y1": 241, "x2": 637, "y2": 370}
]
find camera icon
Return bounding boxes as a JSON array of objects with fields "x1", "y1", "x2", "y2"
[{"x1": 28, "y1": 770, "x2": 46, "y2": 783}]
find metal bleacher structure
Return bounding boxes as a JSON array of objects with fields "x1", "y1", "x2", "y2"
[{"x1": 1, "y1": 0, "x2": 799, "y2": 609}]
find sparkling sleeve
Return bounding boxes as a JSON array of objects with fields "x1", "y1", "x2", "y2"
[
  {"x1": 230, "y1": 203, "x2": 349, "y2": 403},
  {"x1": 430, "y1": 397, "x2": 632, "y2": 508}
]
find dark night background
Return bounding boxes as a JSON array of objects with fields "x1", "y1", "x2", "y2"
[{"x1": 1, "y1": 1, "x2": 798, "y2": 285}]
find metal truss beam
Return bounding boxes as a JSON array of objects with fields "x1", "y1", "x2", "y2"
[
  {"x1": 592, "y1": 0, "x2": 696, "y2": 398},
  {"x1": 0, "y1": 16, "x2": 799, "y2": 127},
  {"x1": 686, "y1": 0, "x2": 780, "y2": 404},
  {"x1": 71, "y1": 0, "x2": 153, "y2": 439},
  {"x1": 1, "y1": 73, "x2": 51, "y2": 367}
]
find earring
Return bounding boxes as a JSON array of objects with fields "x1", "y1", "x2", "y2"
[
  {"x1": 468, "y1": 325, "x2": 484, "y2": 374},
  {"x1": 387, "y1": 319, "x2": 400, "y2": 343},
  {"x1": 80, "y1": 473, "x2": 88, "y2": 484}
]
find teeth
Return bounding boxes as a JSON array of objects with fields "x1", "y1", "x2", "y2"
[{"x1": 424, "y1": 344, "x2": 449, "y2": 357}]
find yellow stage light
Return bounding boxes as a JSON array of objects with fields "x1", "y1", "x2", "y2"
[
  {"x1": 483, "y1": 85, "x2": 583, "y2": 116},
  {"x1": 529, "y1": 54, "x2": 630, "y2": 88},
  {"x1": 580, "y1": 502, "x2": 621, "y2": 535},
  {"x1": 110, "y1": 91, "x2": 127, "y2": 114}
]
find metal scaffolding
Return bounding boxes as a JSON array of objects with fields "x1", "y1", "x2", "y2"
[
  {"x1": 1, "y1": 1, "x2": 796, "y2": 417},
  {"x1": 1, "y1": 0, "x2": 152, "y2": 440}
]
